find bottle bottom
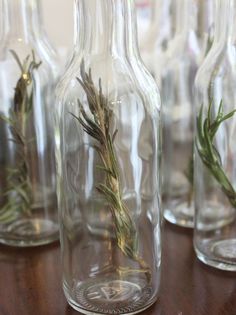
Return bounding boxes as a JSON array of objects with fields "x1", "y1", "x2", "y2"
[
  {"x1": 64, "y1": 276, "x2": 157, "y2": 315},
  {"x1": 0, "y1": 218, "x2": 59, "y2": 247},
  {"x1": 195, "y1": 238, "x2": 236, "y2": 271},
  {"x1": 164, "y1": 200, "x2": 194, "y2": 228}
]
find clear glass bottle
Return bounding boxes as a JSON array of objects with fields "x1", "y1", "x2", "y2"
[
  {"x1": 0, "y1": 0, "x2": 59, "y2": 246},
  {"x1": 56, "y1": 0, "x2": 162, "y2": 314},
  {"x1": 140, "y1": 0, "x2": 173, "y2": 78},
  {"x1": 162, "y1": 0, "x2": 200, "y2": 228},
  {"x1": 194, "y1": 0, "x2": 236, "y2": 271},
  {"x1": 196, "y1": 0, "x2": 215, "y2": 60},
  {"x1": 135, "y1": 0, "x2": 152, "y2": 45}
]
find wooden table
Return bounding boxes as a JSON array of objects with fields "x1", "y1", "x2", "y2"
[{"x1": 0, "y1": 222, "x2": 235, "y2": 315}]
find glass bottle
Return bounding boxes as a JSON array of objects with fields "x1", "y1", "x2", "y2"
[
  {"x1": 162, "y1": 0, "x2": 200, "y2": 228},
  {"x1": 140, "y1": 0, "x2": 173, "y2": 78},
  {"x1": 0, "y1": 0, "x2": 59, "y2": 246},
  {"x1": 196, "y1": 0, "x2": 215, "y2": 60},
  {"x1": 194, "y1": 0, "x2": 236, "y2": 271},
  {"x1": 135, "y1": 0, "x2": 152, "y2": 45},
  {"x1": 56, "y1": 0, "x2": 162, "y2": 314}
]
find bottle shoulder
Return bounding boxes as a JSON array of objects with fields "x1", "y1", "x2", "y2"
[
  {"x1": 195, "y1": 43, "x2": 236, "y2": 91},
  {"x1": 0, "y1": 42, "x2": 58, "y2": 96},
  {"x1": 56, "y1": 55, "x2": 161, "y2": 116},
  {"x1": 0, "y1": 36, "x2": 60, "y2": 78}
]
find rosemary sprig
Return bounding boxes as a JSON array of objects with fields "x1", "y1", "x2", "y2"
[
  {"x1": 196, "y1": 100, "x2": 236, "y2": 208},
  {"x1": 72, "y1": 61, "x2": 150, "y2": 280},
  {"x1": 0, "y1": 51, "x2": 41, "y2": 223},
  {"x1": 184, "y1": 154, "x2": 194, "y2": 207},
  {"x1": 183, "y1": 33, "x2": 214, "y2": 205}
]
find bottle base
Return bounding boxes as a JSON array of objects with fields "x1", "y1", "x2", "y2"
[
  {"x1": 0, "y1": 218, "x2": 59, "y2": 247},
  {"x1": 164, "y1": 201, "x2": 194, "y2": 228},
  {"x1": 195, "y1": 238, "x2": 236, "y2": 271},
  {"x1": 64, "y1": 277, "x2": 157, "y2": 315}
]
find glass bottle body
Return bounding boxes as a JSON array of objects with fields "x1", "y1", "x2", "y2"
[
  {"x1": 56, "y1": 1, "x2": 162, "y2": 314},
  {"x1": 162, "y1": 0, "x2": 200, "y2": 227},
  {"x1": 0, "y1": 0, "x2": 58, "y2": 246},
  {"x1": 194, "y1": 0, "x2": 236, "y2": 271}
]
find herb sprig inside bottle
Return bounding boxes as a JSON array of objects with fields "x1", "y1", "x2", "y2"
[
  {"x1": 0, "y1": 50, "x2": 41, "y2": 223},
  {"x1": 71, "y1": 61, "x2": 151, "y2": 281},
  {"x1": 196, "y1": 100, "x2": 236, "y2": 208}
]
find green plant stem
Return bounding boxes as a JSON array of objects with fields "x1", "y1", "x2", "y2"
[
  {"x1": 184, "y1": 154, "x2": 194, "y2": 208},
  {"x1": 196, "y1": 100, "x2": 236, "y2": 208}
]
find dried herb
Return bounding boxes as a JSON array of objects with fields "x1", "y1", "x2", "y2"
[
  {"x1": 72, "y1": 61, "x2": 150, "y2": 280},
  {"x1": 0, "y1": 50, "x2": 41, "y2": 223},
  {"x1": 196, "y1": 100, "x2": 236, "y2": 208}
]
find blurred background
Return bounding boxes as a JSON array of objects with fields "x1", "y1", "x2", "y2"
[
  {"x1": 0, "y1": 0, "x2": 184, "y2": 74},
  {"x1": 41, "y1": 0, "x2": 154, "y2": 64},
  {"x1": 41, "y1": 0, "x2": 74, "y2": 51}
]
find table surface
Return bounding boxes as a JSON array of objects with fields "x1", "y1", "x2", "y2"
[{"x1": 0, "y1": 222, "x2": 235, "y2": 315}]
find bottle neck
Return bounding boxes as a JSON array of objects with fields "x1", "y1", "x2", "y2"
[
  {"x1": 75, "y1": 0, "x2": 127, "y2": 56},
  {"x1": 2, "y1": 0, "x2": 42, "y2": 42},
  {"x1": 197, "y1": 0, "x2": 214, "y2": 38},
  {"x1": 174, "y1": 0, "x2": 197, "y2": 36},
  {"x1": 151, "y1": 0, "x2": 172, "y2": 30},
  {"x1": 125, "y1": 0, "x2": 140, "y2": 60},
  {"x1": 214, "y1": 0, "x2": 236, "y2": 45}
]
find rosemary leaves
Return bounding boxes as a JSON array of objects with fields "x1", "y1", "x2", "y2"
[
  {"x1": 0, "y1": 51, "x2": 41, "y2": 223},
  {"x1": 184, "y1": 155, "x2": 194, "y2": 207},
  {"x1": 72, "y1": 61, "x2": 150, "y2": 279},
  {"x1": 196, "y1": 100, "x2": 236, "y2": 208}
]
